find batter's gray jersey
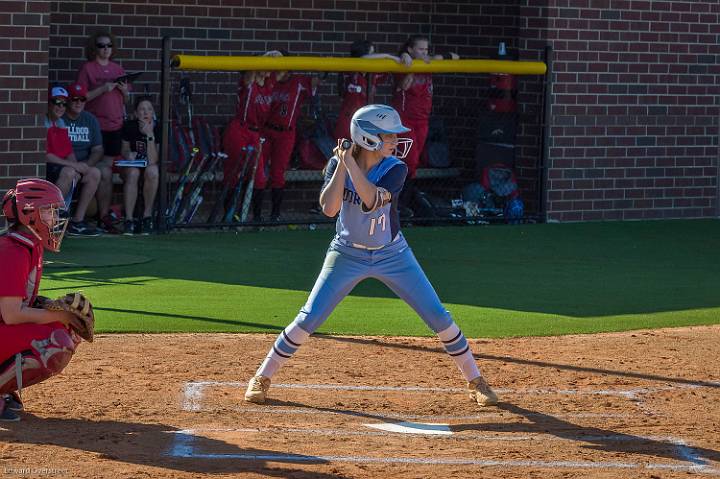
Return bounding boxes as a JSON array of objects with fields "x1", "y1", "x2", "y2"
[{"x1": 323, "y1": 155, "x2": 407, "y2": 248}]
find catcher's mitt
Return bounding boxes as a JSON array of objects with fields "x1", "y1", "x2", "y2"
[{"x1": 35, "y1": 293, "x2": 95, "y2": 342}]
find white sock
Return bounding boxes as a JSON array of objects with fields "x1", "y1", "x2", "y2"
[
  {"x1": 437, "y1": 323, "x2": 481, "y2": 382},
  {"x1": 255, "y1": 321, "x2": 310, "y2": 379}
]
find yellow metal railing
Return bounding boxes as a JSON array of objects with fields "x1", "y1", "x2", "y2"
[{"x1": 171, "y1": 55, "x2": 547, "y2": 75}]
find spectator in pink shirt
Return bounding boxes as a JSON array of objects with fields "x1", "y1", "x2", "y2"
[{"x1": 75, "y1": 31, "x2": 130, "y2": 233}]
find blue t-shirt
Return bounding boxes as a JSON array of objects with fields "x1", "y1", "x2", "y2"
[
  {"x1": 323, "y1": 156, "x2": 407, "y2": 248},
  {"x1": 63, "y1": 111, "x2": 102, "y2": 162}
]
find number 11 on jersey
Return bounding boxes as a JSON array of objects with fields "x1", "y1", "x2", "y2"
[{"x1": 368, "y1": 213, "x2": 386, "y2": 236}]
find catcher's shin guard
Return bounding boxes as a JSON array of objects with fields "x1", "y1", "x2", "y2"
[{"x1": 0, "y1": 328, "x2": 77, "y2": 395}]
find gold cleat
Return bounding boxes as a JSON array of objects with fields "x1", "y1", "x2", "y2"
[
  {"x1": 468, "y1": 376, "x2": 498, "y2": 406},
  {"x1": 244, "y1": 375, "x2": 271, "y2": 404}
]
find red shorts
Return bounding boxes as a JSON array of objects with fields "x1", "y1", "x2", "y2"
[{"x1": 0, "y1": 321, "x2": 68, "y2": 360}]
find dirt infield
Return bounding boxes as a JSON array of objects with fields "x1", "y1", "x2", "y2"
[{"x1": 1, "y1": 326, "x2": 719, "y2": 478}]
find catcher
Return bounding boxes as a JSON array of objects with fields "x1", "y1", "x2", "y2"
[{"x1": 0, "y1": 178, "x2": 95, "y2": 422}]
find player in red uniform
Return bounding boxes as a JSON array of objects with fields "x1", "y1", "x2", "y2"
[
  {"x1": 260, "y1": 55, "x2": 321, "y2": 222},
  {"x1": 222, "y1": 52, "x2": 280, "y2": 221},
  {"x1": 392, "y1": 35, "x2": 458, "y2": 213},
  {"x1": 333, "y1": 40, "x2": 408, "y2": 142},
  {"x1": 0, "y1": 178, "x2": 80, "y2": 422}
]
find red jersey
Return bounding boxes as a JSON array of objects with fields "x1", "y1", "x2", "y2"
[
  {"x1": 392, "y1": 73, "x2": 433, "y2": 121},
  {"x1": 76, "y1": 60, "x2": 129, "y2": 132},
  {"x1": 235, "y1": 76, "x2": 274, "y2": 129},
  {"x1": 339, "y1": 72, "x2": 389, "y2": 113},
  {"x1": 266, "y1": 75, "x2": 314, "y2": 130},
  {"x1": 44, "y1": 117, "x2": 73, "y2": 159},
  {"x1": 0, "y1": 232, "x2": 44, "y2": 323}
]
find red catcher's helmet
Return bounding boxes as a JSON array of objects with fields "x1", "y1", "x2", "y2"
[{"x1": 2, "y1": 178, "x2": 68, "y2": 252}]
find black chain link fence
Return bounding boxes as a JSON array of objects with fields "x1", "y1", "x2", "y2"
[{"x1": 161, "y1": 66, "x2": 545, "y2": 230}]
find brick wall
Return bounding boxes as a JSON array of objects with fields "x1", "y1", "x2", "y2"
[
  {"x1": 14, "y1": 0, "x2": 716, "y2": 222},
  {"x1": 0, "y1": 1, "x2": 50, "y2": 195},
  {"x1": 523, "y1": 0, "x2": 719, "y2": 221},
  {"x1": 44, "y1": 0, "x2": 545, "y2": 213}
]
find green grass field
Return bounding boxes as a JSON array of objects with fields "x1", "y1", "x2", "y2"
[{"x1": 41, "y1": 219, "x2": 720, "y2": 338}]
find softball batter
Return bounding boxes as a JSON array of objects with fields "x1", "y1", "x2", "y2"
[{"x1": 245, "y1": 104, "x2": 497, "y2": 407}]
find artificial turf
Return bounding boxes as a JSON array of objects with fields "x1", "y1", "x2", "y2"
[{"x1": 40, "y1": 219, "x2": 720, "y2": 338}]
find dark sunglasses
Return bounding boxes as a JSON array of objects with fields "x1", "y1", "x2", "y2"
[
  {"x1": 96, "y1": 42, "x2": 113, "y2": 49},
  {"x1": 71, "y1": 97, "x2": 87, "y2": 103},
  {"x1": 50, "y1": 99, "x2": 67, "y2": 107}
]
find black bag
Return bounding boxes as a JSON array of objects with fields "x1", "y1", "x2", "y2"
[
  {"x1": 412, "y1": 190, "x2": 465, "y2": 220},
  {"x1": 475, "y1": 110, "x2": 517, "y2": 144},
  {"x1": 474, "y1": 142, "x2": 515, "y2": 175}
]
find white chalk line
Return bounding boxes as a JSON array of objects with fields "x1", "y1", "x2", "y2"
[
  {"x1": 171, "y1": 427, "x2": 691, "y2": 444},
  {"x1": 181, "y1": 380, "x2": 699, "y2": 412},
  {"x1": 176, "y1": 380, "x2": 719, "y2": 474},
  {"x1": 182, "y1": 380, "x2": 637, "y2": 420},
  {"x1": 166, "y1": 429, "x2": 719, "y2": 474},
  {"x1": 213, "y1": 404, "x2": 633, "y2": 421}
]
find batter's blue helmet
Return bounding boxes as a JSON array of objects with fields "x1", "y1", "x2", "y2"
[{"x1": 350, "y1": 104, "x2": 413, "y2": 158}]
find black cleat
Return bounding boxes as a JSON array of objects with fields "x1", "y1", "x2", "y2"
[{"x1": 4, "y1": 392, "x2": 23, "y2": 411}]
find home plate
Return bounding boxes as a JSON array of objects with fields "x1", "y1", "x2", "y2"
[{"x1": 364, "y1": 421, "x2": 452, "y2": 435}]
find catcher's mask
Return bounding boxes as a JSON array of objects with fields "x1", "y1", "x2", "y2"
[
  {"x1": 350, "y1": 104, "x2": 413, "y2": 159},
  {"x1": 2, "y1": 178, "x2": 68, "y2": 252}
]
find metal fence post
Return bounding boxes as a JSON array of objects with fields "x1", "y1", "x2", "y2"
[
  {"x1": 539, "y1": 45, "x2": 553, "y2": 222},
  {"x1": 158, "y1": 36, "x2": 171, "y2": 233}
]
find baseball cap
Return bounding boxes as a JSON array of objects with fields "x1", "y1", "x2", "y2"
[
  {"x1": 67, "y1": 82, "x2": 88, "y2": 98},
  {"x1": 49, "y1": 86, "x2": 69, "y2": 100}
]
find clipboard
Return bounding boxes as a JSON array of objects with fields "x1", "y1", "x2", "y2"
[
  {"x1": 115, "y1": 159, "x2": 148, "y2": 168},
  {"x1": 115, "y1": 72, "x2": 144, "y2": 83}
]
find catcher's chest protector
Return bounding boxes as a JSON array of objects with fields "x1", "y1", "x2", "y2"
[{"x1": 5, "y1": 232, "x2": 44, "y2": 307}]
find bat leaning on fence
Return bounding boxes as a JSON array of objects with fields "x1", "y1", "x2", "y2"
[
  {"x1": 239, "y1": 137, "x2": 265, "y2": 223},
  {"x1": 172, "y1": 132, "x2": 211, "y2": 225},
  {"x1": 180, "y1": 122, "x2": 228, "y2": 224},
  {"x1": 176, "y1": 118, "x2": 215, "y2": 223},
  {"x1": 222, "y1": 146, "x2": 253, "y2": 224},
  {"x1": 166, "y1": 142, "x2": 200, "y2": 223}
]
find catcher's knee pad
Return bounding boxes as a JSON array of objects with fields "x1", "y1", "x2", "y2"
[{"x1": 0, "y1": 328, "x2": 77, "y2": 395}]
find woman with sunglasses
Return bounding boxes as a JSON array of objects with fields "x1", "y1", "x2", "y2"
[
  {"x1": 63, "y1": 82, "x2": 114, "y2": 233},
  {"x1": 44, "y1": 86, "x2": 100, "y2": 237},
  {"x1": 76, "y1": 31, "x2": 130, "y2": 231}
]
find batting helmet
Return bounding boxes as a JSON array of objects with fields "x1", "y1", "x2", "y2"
[
  {"x1": 2, "y1": 178, "x2": 68, "y2": 251},
  {"x1": 350, "y1": 104, "x2": 413, "y2": 159}
]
